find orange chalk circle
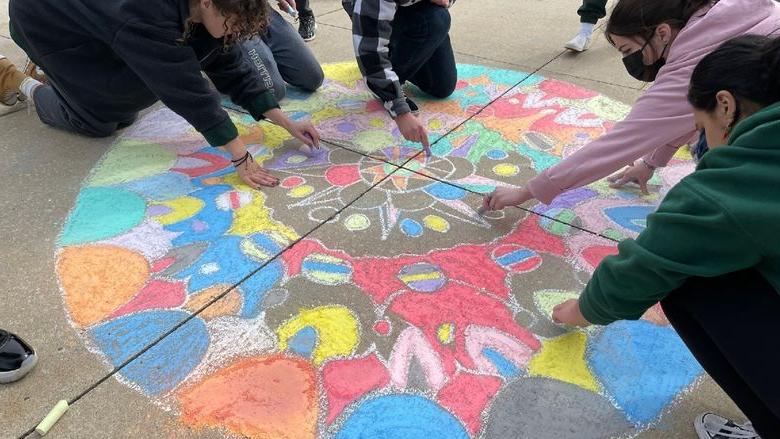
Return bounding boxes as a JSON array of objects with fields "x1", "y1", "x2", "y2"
[{"x1": 57, "y1": 245, "x2": 149, "y2": 327}]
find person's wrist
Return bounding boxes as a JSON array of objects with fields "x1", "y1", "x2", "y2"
[
  {"x1": 395, "y1": 111, "x2": 412, "y2": 121},
  {"x1": 224, "y1": 138, "x2": 247, "y2": 160},
  {"x1": 263, "y1": 108, "x2": 291, "y2": 130},
  {"x1": 576, "y1": 300, "x2": 592, "y2": 327}
]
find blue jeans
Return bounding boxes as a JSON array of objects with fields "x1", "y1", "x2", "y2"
[
  {"x1": 389, "y1": 1, "x2": 457, "y2": 99},
  {"x1": 239, "y1": 10, "x2": 323, "y2": 102}
]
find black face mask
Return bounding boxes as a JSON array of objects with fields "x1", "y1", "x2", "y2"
[{"x1": 622, "y1": 37, "x2": 668, "y2": 82}]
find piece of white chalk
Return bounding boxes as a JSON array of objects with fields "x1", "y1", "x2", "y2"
[
  {"x1": 284, "y1": 3, "x2": 298, "y2": 17},
  {"x1": 35, "y1": 400, "x2": 69, "y2": 436}
]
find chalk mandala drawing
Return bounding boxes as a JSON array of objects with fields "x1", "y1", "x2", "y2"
[{"x1": 56, "y1": 63, "x2": 701, "y2": 438}]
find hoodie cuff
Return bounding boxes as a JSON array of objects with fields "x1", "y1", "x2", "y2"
[
  {"x1": 527, "y1": 171, "x2": 563, "y2": 205},
  {"x1": 246, "y1": 90, "x2": 280, "y2": 121},
  {"x1": 578, "y1": 289, "x2": 614, "y2": 326},
  {"x1": 385, "y1": 97, "x2": 411, "y2": 119},
  {"x1": 201, "y1": 118, "x2": 239, "y2": 147}
]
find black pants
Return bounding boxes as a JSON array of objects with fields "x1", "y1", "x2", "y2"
[
  {"x1": 10, "y1": 19, "x2": 139, "y2": 137},
  {"x1": 389, "y1": 1, "x2": 457, "y2": 99},
  {"x1": 661, "y1": 269, "x2": 780, "y2": 438},
  {"x1": 577, "y1": 0, "x2": 607, "y2": 24},
  {"x1": 296, "y1": 0, "x2": 312, "y2": 15}
]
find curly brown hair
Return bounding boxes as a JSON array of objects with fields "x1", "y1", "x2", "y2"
[{"x1": 183, "y1": 0, "x2": 270, "y2": 47}]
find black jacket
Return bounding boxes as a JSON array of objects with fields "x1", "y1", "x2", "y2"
[{"x1": 9, "y1": 0, "x2": 277, "y2": 145}]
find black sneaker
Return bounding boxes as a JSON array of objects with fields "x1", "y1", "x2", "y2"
[
  {"x1": 298, "y1": 13, "x2": 316, "y2": 42},
  {"x1": 0, "y1": 330, "x2": 38, "y2": 384}
]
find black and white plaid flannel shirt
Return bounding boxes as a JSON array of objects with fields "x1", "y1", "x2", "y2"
[{"x1": 342, "y1": 0, "x2": 455, "y2": 118}]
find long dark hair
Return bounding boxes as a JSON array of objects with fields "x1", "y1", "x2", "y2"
[
  {"x1": 605, "y1": 0, "x2": 713, "y2": 45},
  {"x1": 688, "y1": 35, "x2": 780, "y2": 111}
]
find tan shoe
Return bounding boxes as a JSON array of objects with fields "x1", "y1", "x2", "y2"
[
  {"x1": 0, "y1": 56, "x2": 27, "y2": 106},
  {"x1": 23, "y1": 58, "x2": 46, "y2": 84}
]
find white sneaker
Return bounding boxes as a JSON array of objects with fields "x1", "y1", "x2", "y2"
[
  {"x1": 694, "y1": 413, "x2": 761, "y2": 439},
  {"x1": 564, "y1": 33, "x2": 592, "y2": 52}
]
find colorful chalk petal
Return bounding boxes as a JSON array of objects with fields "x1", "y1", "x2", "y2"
[
  {"x1": 57, "y1": 245, "x2": 149, "y2": 327},
  {"x1": 87, "y1": 140, "x2": 176, "y2": 186},
  {"x1": 178, "y1": 356, "x2": 318, "y2": 439},
  {"x1": 91, "y1": 310, "x2": 208, "y2": 395},
  {"x1": 588, "y1": 320, "x2": 702, "y2": 425},
  {"x1": 482, "y1": 377, "x2": 633, "y2": 439},
  {"x1": 323, "y1": 354, "x2": 390, "y2": 425},
  {"x1": 604, "y1": 206, "x2": 656, "y2": 233},
  {"x1": 334, "y1": 394, "x2": 469, "y2": 439},
  {"x1": 277, "y1": 306, "x2": 360, "y2": 365},
  {"x1": 60, "y1": 187, "x2": 147, "y2": 245},
  {"x1": 528, "y1": 332, "x2": 600, "y2": 392}
]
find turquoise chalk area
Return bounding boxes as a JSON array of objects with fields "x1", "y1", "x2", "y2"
[{"x1": 59, "y1": 187, "x2": 146, "y2": 245}]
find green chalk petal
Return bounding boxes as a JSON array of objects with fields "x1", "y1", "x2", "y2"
[
  {"x1": 534, "y1": 289, "x2": 582, "y2": 319},
  {"x1": 88, "y1": 140, "x2": 176, "y2": 186}
]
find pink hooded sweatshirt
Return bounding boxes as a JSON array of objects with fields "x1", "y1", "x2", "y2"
[{"x1": 527, "y1": 0, "x2": 780, "y2": 205}]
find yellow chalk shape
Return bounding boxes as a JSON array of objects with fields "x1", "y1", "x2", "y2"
[
  {"x1": 492, "y1": 163, "x2": 520, "y2": 177},
  {"x1": 369, "y1": 117, "x2": 385, "y2": 128},
  {"x1": 399, "y1": 272, "x2": 442, "y2": 283},
  {"x1": 256, "y1": 122, "x2": 290, "y2": 148},
  {"x1": 152, "y1": 197, "x2": 204, "y2": 225},
  {"x1": 289, "y1": 185, "x2": 314, "y2": 198},
  {"x1": 228, "y1": 192, "x2": 298, "y2": 242},
  {"x1": 35, "y1": 400, "x2": 69, "y2": 436},
  {"x1": 276, "y1": 306, "x2": 359, "y2": 365},
  {"x1": 344, "y1": 214, "x2": 370, "y2": 231},
  {"x1": 311, "y1": 107, "x2": 347, "y2": 124},
  {"x1": 322, "y1": 62, "x2": 363, "y2": 87},
  {"x1": 675, "y1": 145, "x2": 694, "y2": 160},
  {"x1": 528, "y1": 332, "x2": 600, "y2": 393},
  {"x1": 423, "y1": 215, "x2": 450, "y2": 233},
  {"x1": 428, "y1": 119, "x2": 443, "y2": 131},
  {"x1": 437, "y1": 323, "x2": 454, "y2": 345}
]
